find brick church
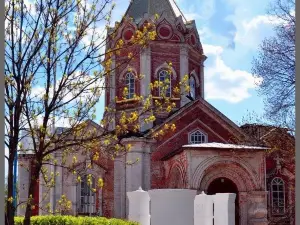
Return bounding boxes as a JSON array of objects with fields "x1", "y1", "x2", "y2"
[{"x1": 18, "y1": 0, "x2": 295, "y2": 225}]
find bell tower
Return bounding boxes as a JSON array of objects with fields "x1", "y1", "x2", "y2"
[
  {"x1": 104, "y1": 0, "x2": 207, "y2": 218},
  {"x1": 104, "y1": 0, "x2": 206, "y2": 132}
]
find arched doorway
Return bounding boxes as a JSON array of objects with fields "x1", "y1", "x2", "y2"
[{"x1": 207, "y1": 177, "x2": 239, "y2": 225}]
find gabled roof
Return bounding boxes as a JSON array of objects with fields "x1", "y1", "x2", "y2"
[
  {"x1": 125, "y1": 0, "x2": 187, "y2": 23},
  {"x1": 146, "y1": 98, "x2": 251, "y2": 142}
]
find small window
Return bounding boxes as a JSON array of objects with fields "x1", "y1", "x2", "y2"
[
  {"x1": 159, "y1": 70, "x2": 171, "y2": 97},
  {"x1": 125, "y1": 72, "x2": 135, "y2": 99},
  {"x1": 271, "y1": 177, "x2": 285, "y2": 215},
  {"x1": 189, "y1": 76, "x2": 196, "y2": 99},
  {"x1": 189, "y1": 130, "x2": 207, "y2": 144}
]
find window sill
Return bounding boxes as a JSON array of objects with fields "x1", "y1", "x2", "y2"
[
  {"x1": 152, "y1": 96, "x2": 180, "y2": 101},
  {"x1": 116, "y1": 98, "x2": 139, "y2": 104}
]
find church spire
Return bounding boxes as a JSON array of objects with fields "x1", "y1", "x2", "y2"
[{"x1": 125, "y1": 0, "x2": 187, "y2": 23}]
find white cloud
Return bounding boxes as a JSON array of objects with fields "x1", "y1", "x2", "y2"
[
  {"x1": 81, "y1": 25, "x2": 107, "y2": 57},
  {"x1": 203, "y1": 44, "x2": 262, "y2": 103},
  {"x1": 234, "y1": 14, "x2": 283, "y2": 49}
]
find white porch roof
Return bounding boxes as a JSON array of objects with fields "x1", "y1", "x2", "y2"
[{"x1": 182, "y1": 142, "x2": 269, "y2": 150}]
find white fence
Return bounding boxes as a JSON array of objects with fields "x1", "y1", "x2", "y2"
[{"x1": 127, "y1": 188, "x2": 236, "y2": 225}]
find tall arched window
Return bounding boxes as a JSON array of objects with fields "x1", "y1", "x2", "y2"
[
  {"x1": 159, "y1": 70, "x2": 171, "y2": 97},
  {"x1": 189, "y1": 76, "x2": 196, "y2": 99},
  {"x1": 271, "y1": 177, "x2": 285, "y2": 215},
  {"x1": 125, "y1": 72, "x2": 135, "y2": 99},
  {"x1": 189, "y1": 130, "x2": 207, "y2": 144},
  {"x1": 79, "y1": 175, "x2": 96, "y2": 215}
]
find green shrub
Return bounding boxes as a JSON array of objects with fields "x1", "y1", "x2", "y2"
[{"x1": 15, "y1": 215, "x2": 139, "y2": 225}]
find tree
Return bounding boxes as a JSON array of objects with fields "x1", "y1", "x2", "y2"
[
  {"x1": 252, "y1": 0, "x2": 295, "y2": 130},
  {"x1": 5, "y1": 1, "x2": 189, "y2": 224}
]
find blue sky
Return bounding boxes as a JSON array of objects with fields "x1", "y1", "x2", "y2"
[{"x1": 94, "y1": 0, "x2": 279, "y2": 125}]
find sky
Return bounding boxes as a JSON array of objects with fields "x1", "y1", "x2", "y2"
[
  {"x1": 93, "y1": 0, "x2": 279, "y2": 126},
  {"x1": 5, "y1": 0, "x2": 280, "y2": 175}
]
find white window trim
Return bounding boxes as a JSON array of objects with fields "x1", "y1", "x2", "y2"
[
  {"x1": 271, "y1": 177, "x2": 285, "y2": 215},
  {"x1": 154, "y1": 62, "x2": 177, "y2": 80},
  {"x1": 118, "y1": 65, "x2": 137, "y2": 82},
  {"x1": 158, "y1": 69, "x2": 172, "y2": 97},
  {"x1": 125, "y1": 72, "x2": 135, "y2": 99},
  {"x1": 188, "y1": 129, "x2": 208, "y2": 144}
]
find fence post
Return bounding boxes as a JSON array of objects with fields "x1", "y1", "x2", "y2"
[
  {"x1": 194, "y1": 191, "x2": 214, "y2": 225},
  {"x1": 127, "y1": 187, "x2": 150, "y2": 225},
  {"x1": 213, "y1": 193, "x2": 236, "y2": 225}
]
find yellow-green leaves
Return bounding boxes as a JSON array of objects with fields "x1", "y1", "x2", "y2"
[
  {"x1": 97, "y1": 178, "x2": 104, "y2": 188},
  {"x1": 56, "y1": 194, "x2": 72, "y2": 213}
]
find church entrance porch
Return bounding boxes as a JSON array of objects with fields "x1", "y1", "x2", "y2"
[{"x1": 207, "y1": 177, "x2": 240, "y2": 225}]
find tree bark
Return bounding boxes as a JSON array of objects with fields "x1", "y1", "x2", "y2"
[
  {"x1": 6, "y1": 156, "x2": 15, "y2": 225},
  {"x1": 23, "y1": 161, "x2": 41, "y2": 225}
]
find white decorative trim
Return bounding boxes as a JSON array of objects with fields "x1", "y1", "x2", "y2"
[
  {"x1": 140, "y1": 47, "x2": 151, "y2": 97},
  {"x1": 119, "y1": 65, "x2": 138, "y2": 82},
  {"x1": 111, "y1": 17, "x2": 137, "y2": 48},
  {"x1": 191, "y1": 156, "x2": 260, "y2": 190},
  {"x1": 155, "y1": 15, "x2": 185, "y2": 42},
  {"x1": 137, "y1": 13, "x2": 155, "y2": 28},
  {"x1": 179, "y1": 44, "x2": 189, "y2": 56},
  {"x1": 109, "y1": 55, "x2": 116, "y2": 104},
  {"x1": 200, "y1": 167, "x2": 248, "y2": 191},
  {"x1": 122, "y1": 28, "x2": 135, "y2": 43},
  {"x1": 175, "y1": 16, "x2": 186, "y2": 33},
  {"x1": 190, "y1": 70, "x2": 200, "y2": 88},
  {"x1": 154, "y1": 62, "x2": 177, "y2": 80}
]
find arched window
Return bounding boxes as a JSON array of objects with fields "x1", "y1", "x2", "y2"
[
  {"x1": 271, "y1": 177, "x2": 285, "y2": 215},
  {"x1": 159, "y1": 70, "x2": 171, "y2": 97},
  {"x1": 79, "y1": 175, "x2": 96, "y2": 215},
  {"x1": 125, "y1": 72, "x2": 135, "y2": 99},
  {"x1": 189, "y1": 76, "x2": 196, "y2": 99},
  {"x1": 189, "y1": 130, "x2": 207, "y2": 144}
]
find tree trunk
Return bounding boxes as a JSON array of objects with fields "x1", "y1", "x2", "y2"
[
  {"x1": 6, "y1": 157, "x2": 15, "y2": 225},
  {"x1": 23, "y1": 162, "x2": 41, "y2": 225}
]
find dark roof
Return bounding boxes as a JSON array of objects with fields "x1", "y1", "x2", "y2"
[
  {"x1": 125, "y1": 0, "x2": 185, "y2": 22},
  {"x1": 240, "y1": 123, "x2": 295, "y2": 145}
]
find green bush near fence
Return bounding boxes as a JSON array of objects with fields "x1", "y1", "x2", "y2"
[{"x1": 15, "y1": 216, "x2": 139, "y2": 225}]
